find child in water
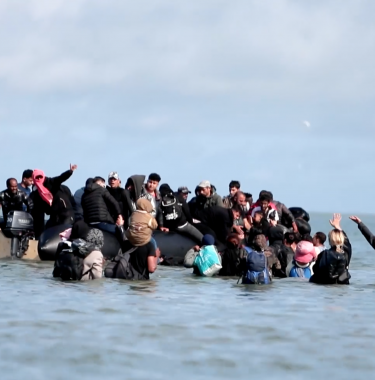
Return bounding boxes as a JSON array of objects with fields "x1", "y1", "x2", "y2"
[{"x1": 125, "y1": 198, "x2": 158, "y2": 246}]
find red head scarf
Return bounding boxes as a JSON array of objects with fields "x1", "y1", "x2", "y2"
[{"x1": 32, "y1": 169, "x2": 53, "y2": 206}]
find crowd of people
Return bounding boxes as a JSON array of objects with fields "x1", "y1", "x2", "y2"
[{"x1": 0, "y1": 165, "x2": 375, "y2": 285}]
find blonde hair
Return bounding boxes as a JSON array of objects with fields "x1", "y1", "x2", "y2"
[{"x1": 328, "y1": 229, "x2": 345, "y2": 253}]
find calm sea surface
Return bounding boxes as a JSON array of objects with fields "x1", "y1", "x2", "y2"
[{"x1": 1, "y1": 213, "x2": 375, "y2": 380}]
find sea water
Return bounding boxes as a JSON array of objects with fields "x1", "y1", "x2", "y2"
[{"x1": 0, "y1": 213, "x2": 375, "y2": 380}]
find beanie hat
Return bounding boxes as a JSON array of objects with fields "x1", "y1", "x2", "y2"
[
  {"x1": 295, "y1": 241, "x2": 316, "y2": 264},
  {"x1": 86, "y1": 228, "x2": 104, "y2": 250},
  {"x1": 202, "y1": 234, "x2": 215, "y2": 246}
]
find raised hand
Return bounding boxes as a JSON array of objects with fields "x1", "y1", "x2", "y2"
[
  {"x1": 70, "y1": 164, "x2": 78, "y2": 171},
  {"x1": 329, "y1": 213, "x2": 342, "y2": 230},
  {"x1": 349, "y1": 216, "x2": 362, "y2": 225}
]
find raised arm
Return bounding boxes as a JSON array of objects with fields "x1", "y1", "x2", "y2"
[{"x1": 350, "y1": 216, "x2": 375, "y2": 249}]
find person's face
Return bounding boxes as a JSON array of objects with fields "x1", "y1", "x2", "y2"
[
  {"x1": 8, "y1": 180, "x2": 18, "y2": 194},
  {"x1": 23, "y1": 177, "x2": 33, "y2": 187},
  {"x1": 232, "y1": 210, "x2": 241, "y2": 220},
  {"x1": 147, "y1": 180, "x2": 159, "y2": 193},
  {"x1": 260, "y1": 200, "x2": 269, "y2": 212},
  {"x1": 181, "y1": 192, "x2": 188, "y2": 200},
  {"x1": 109, "y1": 177, "x2": 119, "y2": 188},
  {"x1": 230, "y1": 187, "x2": 238, "y2": 196},
  {"x1": 237, "y1": 194, "x2": 247, "y2": 206},
  {"x1": 254, "y1": 213, "x2": 263, "y2": 223},
  {"x1": 199, "y1": 187, "x2": 211, "y2": 197},
  {"x1": 312, "y1": 235, "x2": 318, "y2": 246}
]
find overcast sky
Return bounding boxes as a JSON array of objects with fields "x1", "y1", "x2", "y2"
[{"x1": 0, "y1": 0, "x2": 374, "y2": 213}]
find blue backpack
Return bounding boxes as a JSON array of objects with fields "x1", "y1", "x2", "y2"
[
  {"x1": 243, "y1": 249, "x2": 271, "y2": 285},
  {"x1": 289, "y1": 263, "x2": 312, "y2": 279}
]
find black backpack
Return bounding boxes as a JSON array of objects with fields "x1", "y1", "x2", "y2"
[
  {"x1": 53, "y1": 239, "x2": 95, "y2": 281},
  {"x1": 104, "y1": 247, "x2": 139, "y2": 280}
]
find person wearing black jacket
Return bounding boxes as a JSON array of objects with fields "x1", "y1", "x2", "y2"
[
  {"x1": 194, "y1": 204, "x2": 241, "y2": 247},
  {"x1": 0, "y1": 178, "x2": 33, "y2": 227},
  {"x1": 349, "y1": 216, "x2": 375, "y2": 249},
  {"x1": 157, "y1": 184, "x2": 203, "y2": 243},
  {"x1": 81, "y1": 177, "x2": 122, "y2": 234},
  {"x1": 106, "y1": 172, "x2": 133, "y2": 228},
  {"x1": 31, "y1": 165, "x2": 77, "y2": 238},
  {"x1": 310, "y1": 214, "x2": 352, "y2": 285}
]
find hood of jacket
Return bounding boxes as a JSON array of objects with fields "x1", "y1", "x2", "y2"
[
  {"x1": 159, "y1": 183, "x2": 173, "y2": 197},
  {"x1": 126, "y1": 175, "x2": 145, "y2": 200},
  {"x1": 84, "y1": 182, "x2": 103, "y2": 193},
  {"x1": 136, "y1": 198, "x2": 153, "y2": 213}
]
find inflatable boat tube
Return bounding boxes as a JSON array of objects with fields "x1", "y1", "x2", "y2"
[
  {"x1": 289, "y1": 207, "x2": 310, "y2": 222},
  {"x1": 295, "y1": 218, "x2": 311, "y2": 236},
  {"x1": 38, "y1": 226, "x2": 195, "y2": 265}
]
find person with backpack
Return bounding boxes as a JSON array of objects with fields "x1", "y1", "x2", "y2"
[
  {"x1": 241, "y1": 234, "x2": 271, "y2": 285},
  {"x1": 183, "y1": 234, "x2": 222, "y2": 276},
  {"x1": 286, "y1": 241, "x2": 317, "y2": 279},
  {"x1": 310, "y1": 214, "x2": 352, "y2": 285},
  {"x1": 157, "y1": 183, "x2": 203, "y2": 243},
  {"x1": 53, "y1": 222, "x2": 104, "y2": 281}
]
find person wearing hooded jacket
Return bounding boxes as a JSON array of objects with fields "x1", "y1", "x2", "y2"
[
  {"x1": 81, "y1": 177, "x2": 122, "y2": 234},
  {"x1": 157, "y1": 183, "x2": 203, "y2": 243},
  {"x1": 30, "y1": 164, "x2": 77, "y2": 239},
  {"x1": 125, "y1": 175, "x2": 146, "y2": 212}
]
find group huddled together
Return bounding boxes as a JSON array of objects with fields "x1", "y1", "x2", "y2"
[{"x1": 1, "y1": 165, "x2": 375, "y2": 285}]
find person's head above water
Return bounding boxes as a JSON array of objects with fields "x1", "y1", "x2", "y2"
[
  {"x1": 201, "y1": 234, "x2": 215, "y2": 246},
  {"x1": 6, "y1": 178, "x2": 18, "y2": 195},
  {"x1": 328, "y1": 229, "x2": 345, "y2": 253},
  {"x1": 294, "y1": 241, "x2": 316, "y2": 265},
  {"x1": 229, "y1": 180, "x2": 241, "y2": 196},
  {"x1": 108, "y1": 172, "x2": 120, "y2": 188},
  {"x1": 226, "y1": 233, "x2": 241, "y2": 247},
  {"x1": 313, "y1": 232, "x2": 326, "y2": 247},
  {"x1": 21, "y1": 169, "x2": 33, "y2": 188}
]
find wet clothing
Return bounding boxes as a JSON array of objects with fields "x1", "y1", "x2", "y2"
[
  {"x1": 81, "y1": 183, "x2": 121, "y2": 225},
  {"x1": 128, "y1": 240, "x2": 156, "y2": 280},
  {"x1": 31, "y1": 169, "x2": 74, "y2": 238},
  {"x1": 310, "y1": 232, "x2": 352, "y2": 285},
  {"x1": 106, "y1": 186, "x2": 133, "y2": 228},
  {"x1": 194, "y1": 206, "x2": 234, "y2": 245},
  {"x1": 357, "y1": 222, "x2": 375, "y2": 249},
  {"x1": 0, "y1": 189, "x2": 33, "y2": 222},
  {"x1": 219, "y1": 246, "x2": 248, "y2": 276}
]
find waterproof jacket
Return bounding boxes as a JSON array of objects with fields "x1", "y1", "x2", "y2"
[
  {"x1": 273, "y1": 200, "x2": 295, "y2": 228},
  {"x1": 310, "y1": 231, "x2": 352, "y2": 285},
  {"x1": 81, "y1": 183, "x2": 121, "y2": 224},
  {"x1": 0, "y1": 189, "x2": 33, "y2": 220},
  {"x1": 47, "y1": 184, "x2": 76, "y2": 226}
]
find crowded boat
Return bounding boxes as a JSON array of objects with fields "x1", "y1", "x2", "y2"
[{"x1": 0, "y1": 165, "x2": 374, "y2": 285}]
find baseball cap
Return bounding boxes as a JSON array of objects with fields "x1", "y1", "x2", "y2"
[
  {"x1": 178, "y1": 186, "x2": 191, "y2": 194},
  {"x1": 198, "y1": 180, "x2": 211, "y2": 188},
  {"x1": 108, "y1": 171, "x2": 119, "y2": 180}
]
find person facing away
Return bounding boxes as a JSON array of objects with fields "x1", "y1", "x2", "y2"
[
  {"x1": 183, "y1": 234, "x2": 221, "y2": 275},
  {"x1": 286, "y1": 241, "x2": 317, "y2": 279},
  {"x1": 30, "y1": 164, "x2": 78, "y2": 238},
  {"x1": 81, "y1": 177, "x2": 122, "y2": 234},
  {"x1": 125, "y1": 198, "x2": 158, "y2": 246},
  {"x1": 310, "y1": 214, "x2": 352, "y2": 285},
  {"x1": 106, "y1": 171, "x2": 133, "y2": 228},
  {"x1": 312, "y1": 232, "x2": 327, "y2": 255},
  {"x1": 18, "y1": 169, "x2": 33, "y2": 197},
  {"x1": 0, "y1": 178, "x2": 34, "y2": 227},
  {"x1": 279, "y1": 231, "x2": 299, "y2": 269},
  {"x1": 157, "y1": 183, "x2": 203, "y2": 243}
]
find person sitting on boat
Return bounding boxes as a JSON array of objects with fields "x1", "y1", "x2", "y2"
[
  {"x1": 18, "y1": 169, "x2": 33, "y2": 197},
  {"x1": 223, "y1": 180, "x2": 241, "y2": 209},
  {"x1": 189, "y1": 181, "x2": 224, "y2": 218},
  {"x1": 249, "y1": 192, "x2": 279, "y2": 224},
  {"x1": 81, "y1": 177, "x2": 122, "y2": 234},
  {"x1": 139, "y1": 173, "x2": 162, "y2": 218},
  {"x1": 310, "y1": 214, "x2": 352, "y2": 285},
  {"x1": 0, "y1": 178, "x2": 34, "y2": 228},
  {"x1": 30, "y1": 164, "x2": 78, "y2": 238}
]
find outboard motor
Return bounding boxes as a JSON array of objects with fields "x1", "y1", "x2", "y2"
[{"x1": 3, "y1": 211, "x2": 34, "y2": 258}]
